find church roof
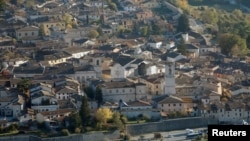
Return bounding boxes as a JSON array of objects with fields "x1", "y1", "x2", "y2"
[{"x1": 158, "y1": 95, "x2": 183, "y2": 104}]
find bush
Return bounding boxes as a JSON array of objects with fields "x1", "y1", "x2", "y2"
[
  {"x1": 154, "y1": 132, "x2": 162, "y2": 139},
  {"x1": 74, "y1": 128, "x2": 81, "y2": 133},
  {"x1": 61, "y1": 129, "x2": 70, "y2": 136},
  {"x1": 124, "y1": 134, "x2": 131, "y2": 140},
  {"x1": 7, "y1": 124, "x2": 19, "y2": 132},
  {"x1": 37, "y1": 122, "x2": 47, "y2": 130},
  {"x1": 137, "y1": 114, "x2": 150, "y2": 121}
]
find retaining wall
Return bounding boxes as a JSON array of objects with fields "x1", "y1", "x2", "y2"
[{"x1": 126, "y1": 117, "x2": 218, "y2": 136}]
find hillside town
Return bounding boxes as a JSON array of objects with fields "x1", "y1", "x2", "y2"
[{"x1": 0, "y1": 0, "x2": 250, "y2": 140}]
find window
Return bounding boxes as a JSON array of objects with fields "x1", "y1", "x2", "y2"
[
  {"x1": 179, "y1": 103, "x2": 182, "y2": 106},
  {"x1": 19, "y1": 33, "x2": 21, "y2": 36},
  {"x1": 25, "y1": 33, "x2": 27, "y2": 36},
  {"x1": 32, "y1": 32, "x2": 34, "y2": 35},
  {"x1": 122, "y1": 89, "x2": 125, "y2": 93},
  {"x1": 173, "y1": 104, "x2": 176, "y2": 106},
  {"x1": 156, "y1": 85, "x2": 158, "y2": 88},
  {"x1": 116, "y1": 89, "x2": 119, "y2": 93},
  {"x1": 96, "y1": 60, "x2": 99, "y2": 66}
]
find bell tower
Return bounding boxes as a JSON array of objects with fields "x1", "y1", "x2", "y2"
[{"x1": 164, "y1": 61, "x2": 176, "y2": 95}]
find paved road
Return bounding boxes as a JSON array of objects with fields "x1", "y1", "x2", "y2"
[{"x1": 130, "y1": 127, "x2": 207, "y2": 141}]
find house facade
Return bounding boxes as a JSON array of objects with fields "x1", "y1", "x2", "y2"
[
  {"x1": 15, "y1": 26, "x2": 39, "y2": 40},
  {"x1": 157, "y1": 95, "x2": 195, "y2": 116},
  {"x1": 101, "y1": 80, "x2": 147, "y2": 102}
]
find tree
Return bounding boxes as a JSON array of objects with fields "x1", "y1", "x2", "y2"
[
  {"x1": 218, "y1": 33, "x2": 248, "y2": 56},
  {"x1": 68, "y1": 112, "x2": 82, "y2": 132},
  {"x1": 138, "y1": 63, "x2": 147, "y2": 76},
  {"x1": 79, "y1": 96, "x2": 90, "y2": 126},
  {"x1": 201, "y1": 8, "x2": 218, "y2": 25},
  {"x1": 132, "y1": 22, "x2": 140, "y2": 35},
  {"x1": 95, "y1": 86, "x2": 103, "y2": 107},
  {"x1": 61, "y1": 129, "x2": 70, "y2": 136},
  {"x1": 17, "y1": 78, "x2": 31, "y2": 107},
  {"x1": 112, "y1": 112, "x2": 124, "y2": 130},
  {"x1": 154, "y1": 132, "x2": 163, "y2": 140},
  {"x1": 84, "y1": 86, "x2": 94, "y2": 99},
  {"x1": 63, "y1": 13, "x2": 74, "y2": 29},
  {"x1": 120, "y1": 115, "x2": 127, "y2": 125},
  {"x1": 24, "y1": 0, "x2": 35, "y2": 9},
  {"x1": 177, "y1": 14, "x2": 190, "y2": 32},
  {"x1": 177, "y1": 38, "x2": 187, "y2": 55},
  {"x1": 247, "y1": 35, "x2": 250, "y2": 48},
  {"x1": 63, "y1": 13, "x2": 73, "y2": 24},
  {"x1": 17, "y1": 78, "x2": 31, "y2": 93},
  {"x1": 151, "y1": 22, "x2": 162, "y2": 35},
  {"x1": 232, "y1": 9, "x2": 243, "y2": 19},
  {"x1": 10, "y1": 0, "x2": 18, "y2": 5},
  {"x1": 107, "y1": 0, "x2": 117, "y2": 11},
  {"x1": 39, "y1": 24, "x2": 46, "y2": 36},
  {"x1": 231, "y1": 44, "x2": 241, "y2": 58},
  {"x1": 0, "y1": 0, "x2": 6, "y2": 12},
  {"x1": 88, "y1": 30, "x2": 99, "y2": 39},
  {"x1": 97, "y1": 27, "x2": 103, "y2": 36},
  {"x1": 140, "y1": 26, "x2": 148, "y2": 37},
  {"x1": 95, "y1": 108, "x2": 113, "y2": 124},
  {"x1": 176, "y1": 0, "x2": 188, "y2": 10}
]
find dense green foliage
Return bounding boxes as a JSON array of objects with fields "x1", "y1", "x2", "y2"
[
  {"x1": 177, "y1": 14, "x2": 190, "y2": 32},
  {"x1": 177, "y1": 38, "x2": 188, "y2": 55},
  {"x1": 79, "y1": 96, "x2": 90, "y2": 126},
  {"x1": 218, "y1": 33, "x2": 248, "y2": 56},
  {"x1": 95, "y1": 86, "x2": 103, "y2": 107},
  {"x1": 67, "y1": 112, "x2": 82, "y2": 132},
  {"x1": 184, "y1": 1, "x2": 250, "y2": 56},
  {"x1": 0, "y1": 0, "x2": 5, "y2": 11}
]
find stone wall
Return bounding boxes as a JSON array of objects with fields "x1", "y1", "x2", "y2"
[
  {"x1": 126, "y1": 117, "x2": 218, "y2": 136},
  {"x1": 0, "y1": 130, "x2": 120, "y2": 141},
  {"x1": 0, "y1": 117, "x2": 218, "y2": 140}
]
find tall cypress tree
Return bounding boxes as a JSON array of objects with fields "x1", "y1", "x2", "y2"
[
  {"x1": 79, "y1": 95, "x2": 90, "y2": 126},
  {"x1": 177, "y1": 38, "x2": 187, "y2": 55},
  {"x1": 95, "y1": 87, "x2": 103, "y2": 107},
  {"x1": 177, "y1": 14, "x2": 190, "y2": 33}
]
